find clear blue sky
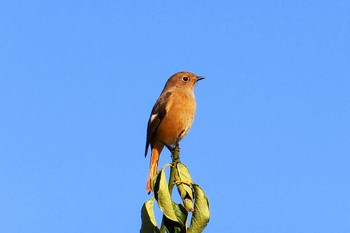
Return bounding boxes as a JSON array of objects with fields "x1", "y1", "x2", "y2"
[{"x1": 1, "y1": 1, "x2": 349, "y2": 232}]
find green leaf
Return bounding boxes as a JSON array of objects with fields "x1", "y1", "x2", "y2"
[
  {"x1": 140, "y1": 198, "x2": 160, "y2": 233},
  {"x1": 183, "y1": 199, "x2": 194, "y2": 212},
  {"x1": 154, "y1": 165, "x2": 178, "y2": 222},
  {"x1": 176, "y1": 163, "x2": 193, "y2": 184},
  {"x1": 163, "y1": 203, "x2": 187, "y2": 233},
  {"x1": 188, "y1": 184, "x2": 210, "y2": 233},
  {"x1": 176, "y1": 163, "x2": 194, "y2": 211},
  {"x1": 172, "y1": 202, "x2": 188, "y2": 227},
  {"x1": 164, "y1": 218, "x2": 185, "y2": 233}
]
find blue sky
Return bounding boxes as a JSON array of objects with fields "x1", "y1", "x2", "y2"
[{"x1": 1, "y1": 1, "x2": 349, "y2": 232}]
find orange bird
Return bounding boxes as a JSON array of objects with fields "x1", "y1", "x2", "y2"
[{"x1": 145, "y1": 71, "x2": 204, "y2": 193}]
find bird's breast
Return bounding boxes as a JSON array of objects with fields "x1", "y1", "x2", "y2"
[{"x1": 155, "y1": 90, "x2": 196, "y2": 145}]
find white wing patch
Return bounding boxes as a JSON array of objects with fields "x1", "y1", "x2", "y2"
[{"x1": 150, "y1": 113, "x2": 158, "y2": 123}]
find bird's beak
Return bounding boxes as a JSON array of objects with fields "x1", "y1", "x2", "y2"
[{"x1": 196, "y1": 76, "x2": 205, "y2": 82}]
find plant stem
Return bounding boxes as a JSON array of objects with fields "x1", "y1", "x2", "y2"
[
  {"x1": 168, "y1": 146, "x2": 180, "y2": 194},
  {"x1": 160, "y1": 146, "x2": 180, "y2": 233}
]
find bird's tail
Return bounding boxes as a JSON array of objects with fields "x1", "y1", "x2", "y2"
[{"x1": 146, "y1": 148, "x2": 160, "y2": 194}]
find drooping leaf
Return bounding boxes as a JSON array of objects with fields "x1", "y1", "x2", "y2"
[
  {"x1": 172, "y1": 201, "x2": 188, "y2": 227},
  {"x1": 163, "y1": 217, "x2": 182, "y2": 233},
  {"x1": 162, "y1": 202, "x2": 188, "y2": 233},
  {"x1": 140, "y1": 198, "x2": 160, "y2": 233},
  {"x1": 188, "y1": 184, "x2": 210, "y2": 233},
  {"x1": 176, "y1": 163, "x2": 194, "y2": 211},
  {"x1": 183, "y1": 199, "x2": 194, "y2": 212},
  {"x1": 176, "y1": 163, "x2": 193, "y2": 183},
  {"x1": 154, "y1": 165, "x2": 178, "y2": 222},
  {"x1": 177, "y1": 183, "x2": 194, "y2": 212}
]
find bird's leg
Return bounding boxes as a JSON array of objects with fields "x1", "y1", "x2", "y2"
[
  {"x1": 175, "y1": 142, "x2": 180, "y2": 151},
  {"x1": 165, "y1": 144, "x2": 175, "y2": 153}
]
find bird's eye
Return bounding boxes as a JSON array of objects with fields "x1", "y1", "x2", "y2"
[{"x1": 182, "y1": 77, "x2": 189, "y2": 82}]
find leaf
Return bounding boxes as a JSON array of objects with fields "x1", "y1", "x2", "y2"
[
  {"x1": 154, "y1": 165, "x2": 178, "y2": 222},
  {"x1": 176, "y1": 163, "x2": 194, "y2": 211},
  {"x1": 163, "y1": 217, "x2": 183, "y2": 233},
  {"x1": 163, "y1": 203, "x2": 187, "y2": 233},
  {"x1": 183, "y1": 199, "x2": 194, "y2": 212},
  {"x1": 188, "y1": 184, "x2": 210, "y2": 233},
  {"x1": 177, "y1": 163, "x2": 193, "y2": 183},
  {"x1": 140, "y1": 198, "x2": 160, "y2": 233},
  {"x1": 172, "y1": 201, "x2": 188, "y2": 227}
]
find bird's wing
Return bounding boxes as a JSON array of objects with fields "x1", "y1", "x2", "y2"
[{"x1": 145, "y1": 91, "x2": 172, "y2": 156}]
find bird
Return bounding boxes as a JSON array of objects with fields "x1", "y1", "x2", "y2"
[{"x1": 145, "y1": 71, "x2": 204, "y2": 194}]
